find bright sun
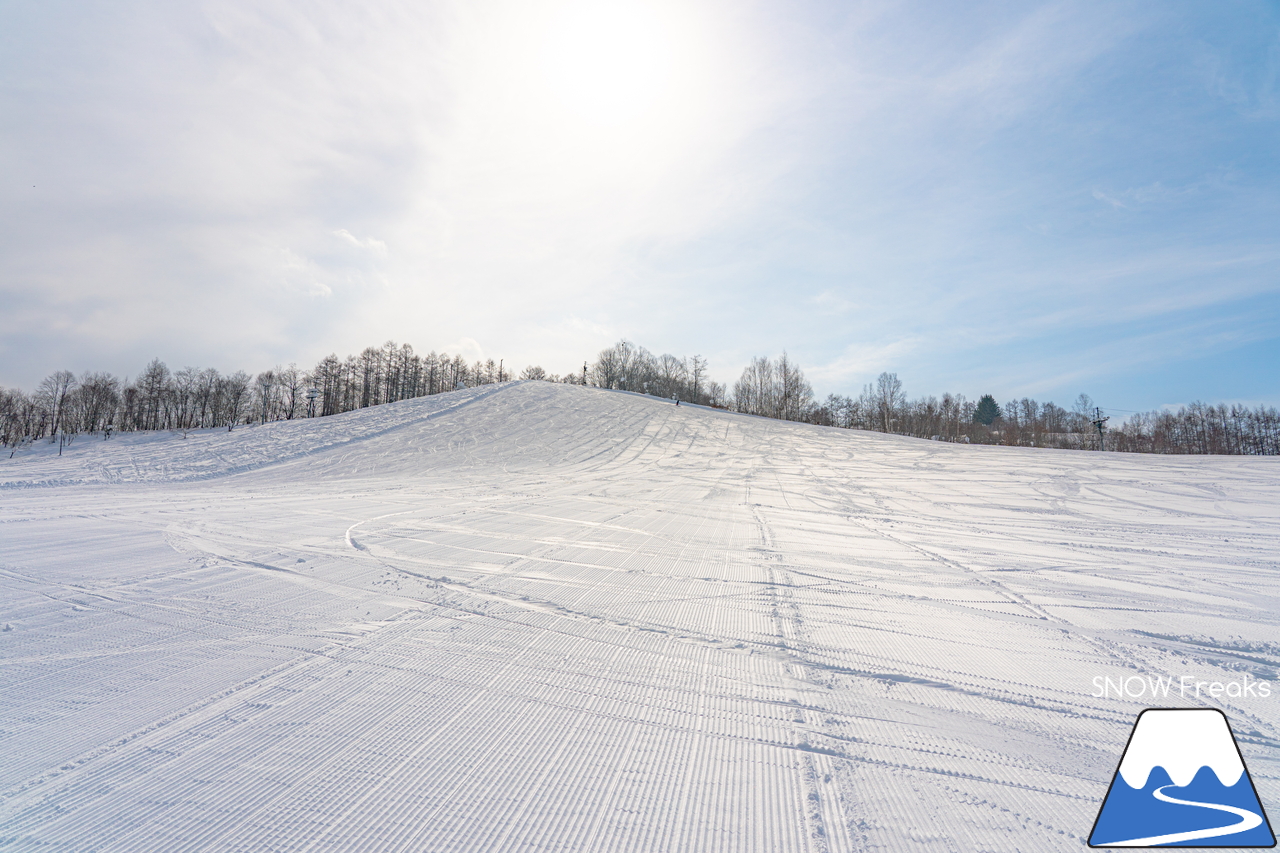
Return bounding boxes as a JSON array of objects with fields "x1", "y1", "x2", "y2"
[{"x1": 538, "y1": 3, "x2": 685, "y2": 126}]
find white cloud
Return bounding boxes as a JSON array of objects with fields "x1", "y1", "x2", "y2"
[
  {"x1": 807, "y1": 338, "x2": 924, "y2": 389},
  {"x1": 439, "y1": 337, "x2": 485, "y2": 362},
  {"x1": 2, "y1": 1, "x2": 1277, "y2": 409},
  {"x1": 333, "y1": 230, "x2": 388, "y2": 256},
  {"x1": 807, "y1": 290, "x2": 855, "y2": 315},
  {"x1": 1092, "y1": 188, "x2": 1127, "y2": 209}
]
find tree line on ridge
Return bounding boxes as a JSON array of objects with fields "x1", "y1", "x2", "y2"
[{"x1": 2, "y1": 338, "x2": 1276, "y2": 455}]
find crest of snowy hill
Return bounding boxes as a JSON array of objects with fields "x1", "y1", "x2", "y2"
[
  {"x1": 0, "y1": 380, "x2": 982, "y2": 489},
  {"x1": 4, "y1": 378, "x2": 1280, "y2": 499},
  {"x1": 3, "y1": 381, "x2": 781, "y2": 488},
  {"x1": 0, "y1": 382, "x2": 509, "y2": 487}
]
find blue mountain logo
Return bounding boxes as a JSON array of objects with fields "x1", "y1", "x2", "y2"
[{"x1": 1090, "y1": 708, "x2": 1275, "y2": 847}]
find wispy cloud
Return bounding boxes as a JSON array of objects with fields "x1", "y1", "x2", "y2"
[{"x1": 333, "y1": 230, "x2": 388, "y2": 256}]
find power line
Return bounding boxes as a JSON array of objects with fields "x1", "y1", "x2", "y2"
[{"x1": 1092, "y1": 407, "x2": 1110, "y2": 451}]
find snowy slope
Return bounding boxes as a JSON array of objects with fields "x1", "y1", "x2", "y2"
[{"x1": 1, "y1": 381, "x2": 1278, "y2": 851}]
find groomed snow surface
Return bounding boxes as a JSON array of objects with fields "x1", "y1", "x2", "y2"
[{"x1": 1, "y1": 381, "x2": 1278, "y2": 852}]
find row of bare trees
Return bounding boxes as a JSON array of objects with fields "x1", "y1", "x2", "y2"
[
  {"x1": 588, "y1": 341, "x2": 728, "y2": 406},
  {"x1": 1, "y1": 361, "x2": 270, "y2": 445},
  {"x1": 812, "y1": 377, "x2": 1115, "y2": 448},
  {"x1": 807, "y1": 375, "x2": 1279, "y2": 455},
  {"x1": 810, "y1": 378, "x2": 1089, "y2": 446},
  {"x1": 1, "y1": 370, "x2": 127, "y2": 445},
  {"x1": 732, "y1": 353, "x2": 813, "y2": 420},
  {"x1": 308, "y1": 342, "x2": 521, "y2": 417},
  {"x1": 1106, "y1": 402, "x2": 1280, "y2": 455},
  {"x1": 0, "y1": 341, "x2": 569, "y2": 447},
  {"x1": 4, "y1": 340, "x2": 1276, "y2": 455}
]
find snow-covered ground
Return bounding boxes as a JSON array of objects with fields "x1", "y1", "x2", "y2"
[{"x1": 2, "y1": 380, "x2": 1278, "y2": 851}]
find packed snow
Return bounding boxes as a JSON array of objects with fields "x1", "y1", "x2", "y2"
[{"x1": 1, "y1": 380, "x2": 1278, "y2": 851}]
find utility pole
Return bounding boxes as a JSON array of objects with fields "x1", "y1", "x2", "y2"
[
  {"x1": 260, "y1": 380, "x2": 271, "y2": 425},
  {"x1": 1092, "y1": 407, "x2": 1110, "y2": 451}
]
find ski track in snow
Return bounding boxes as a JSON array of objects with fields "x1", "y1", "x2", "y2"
[{"x1": 1, "y1": 381, "x2": 1278, "y2": 851}]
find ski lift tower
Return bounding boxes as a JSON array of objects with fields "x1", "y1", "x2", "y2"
[
  {"x1": 305, "y1": 387, "x2": 320, "y2": 419},
  {"x1": 1092, "y1": 407, "x2": 1110, "y2": 451}
]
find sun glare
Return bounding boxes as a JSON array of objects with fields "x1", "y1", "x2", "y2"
[
  {"x1": 538, "y1": 3, "x2": 685, "y2": 126},
  {"x1": 446, "y1": 0, "x2": 733, "y2": 215}
]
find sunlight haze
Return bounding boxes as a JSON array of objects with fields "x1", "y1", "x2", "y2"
[{"x1": 2, "y1": 0, "x2": 1278, "y2": 409}]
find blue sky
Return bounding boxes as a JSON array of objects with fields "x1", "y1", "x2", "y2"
[{"x1": 2, "y1": 0, "x2": 1278, "y2": 412}]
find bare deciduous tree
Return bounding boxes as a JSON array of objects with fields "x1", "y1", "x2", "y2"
[
  {"x1": 219, "y1": 371, "x2": 251, "y2": 430},
  {"x1": 874, "y1": 372, "x2": 904, "y2": 433},
  {"x1": 36, "y1": 370, "x2": 77, "y2": 436}
]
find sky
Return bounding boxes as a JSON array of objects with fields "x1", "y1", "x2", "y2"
[{"x1": 3, "y1": 0, "x2": 1279, "y2": 413}]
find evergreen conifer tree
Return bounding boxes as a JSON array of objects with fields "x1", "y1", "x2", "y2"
[{"x1": 974, "y1": 394, "x2": 1001, "y2": 425}]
